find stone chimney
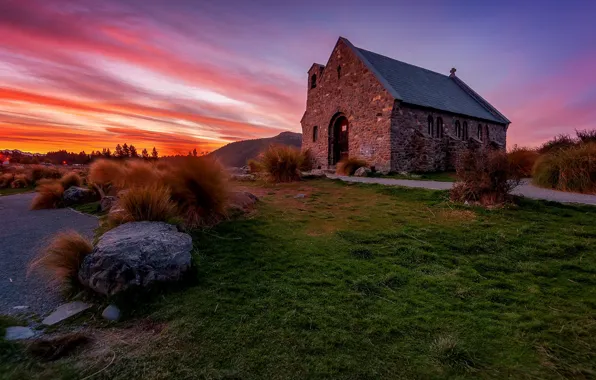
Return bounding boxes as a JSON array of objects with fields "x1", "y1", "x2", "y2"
[{"x1": 449, "y1": 67, "x2": 457, "y2": 78}]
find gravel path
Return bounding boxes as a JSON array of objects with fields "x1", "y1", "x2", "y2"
[
  {"x1": 0, "y1": 193, "x2": 98, "y2": 317},
  {"x1": 327, "y1": 175, "x2": 596, "y2": 205}
]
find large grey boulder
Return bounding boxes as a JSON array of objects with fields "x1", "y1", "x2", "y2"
[
  {"x1": 79, "y1": 222, "x2": 193, "y2": 296},
  {"x1": 63, "y1": 186, "x2": 94, "y2": 206},
  {"x1": 354, "y1": 167, "x2": 371, "y2": 177}
]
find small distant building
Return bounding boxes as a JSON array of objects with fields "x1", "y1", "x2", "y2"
[
  {"x1": 2, "y1": 159, "x2": 9, "y2": 166},
  {"x1": 301, "y1": 37, "x2": 510, "y2": 172}
]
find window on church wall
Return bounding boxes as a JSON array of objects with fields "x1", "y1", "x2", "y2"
[
  {"x1": 427, "y1": 116, "x2": 434, "y2": 136},
  {"x1": 455, "y1": 121, "x2": 461, "y2": 139},
  {"x1": 463, "y1": 122, "x2": 468, "y2": 140},
  {"x1": 313, "y1": 126, "x2": 319, "y2": 142},
  {"x1": 477, "y1": 124, "x2": 483, "y2": 141},
  {"x1": 436, "y1": 117, "x2": 444, "y2": 138},
  {"x1": 310, "y1": 74, "x2": 317, "y2": 89}
]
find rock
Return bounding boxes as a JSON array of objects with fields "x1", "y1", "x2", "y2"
[
  {"x1": 63, "y1": 186, "x2": 94, "y2": 206},
  {"x1": 5, "y1": 326, "x2": 35, "y2": 340},
  {"x1": 399, "y1": 171, "x2": 409, "y2": 176},
  {"x1": 100, "y1": 196, "x2": 117, "y2": 212},
  {"x1": 294, "y1": 194, "x2": 306, "y2": 199},
  {"x1": 228, "y1": 191, "x2": 259, "y2": 211},
  {"x1": 101, "y1": 304, "x2": 121, "y2": 321},
  {"x1": 79, "y1": 222, "x2": 193, "y2": 296},
  {"x1": 230, "y1": 174, "x2": 256, "y2": 182},
  {"x1": 42, "y1": 301, "x2": 92, "y2": 326},
  {"x1": 378, "y1": 169, "x2": 391, "y2": 175},
  {"x1": 354, "y1": 167, "x2": 372, "y2": 177}
]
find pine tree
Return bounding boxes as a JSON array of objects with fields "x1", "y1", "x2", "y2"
[
  {"x1": 115, "y1": 144, "x2": 123, "y2": 158},
  {"x1": 192, "y1": 148, "x2": 197, "y2": 157},
  {"x1": 151, "y1": 147, "x2": 158, "y2": 160},
  {"x1": 129, "y1": 145, "x2": 138, "y2": 158},
  {"x1": 142, "y1": 148, "x2": 149, "y2": 159},
  {"x1": 122, "y1": 143, "x2": 130, "y2": 158}
]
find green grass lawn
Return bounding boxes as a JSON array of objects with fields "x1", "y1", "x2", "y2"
[
  {"x1": 0, "y1": 186, "x2": 34, "y2": 196},
  {"x1": 2, "y1": 179, "x2": 595, "y2": 379},
  {"x1": 379, "y1": 171, "x2": 458, "y2": 182}
]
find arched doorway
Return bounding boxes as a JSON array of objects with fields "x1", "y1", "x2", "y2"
[{"x1": 329, "y1": 114, "x2": 349, "y2": 165}]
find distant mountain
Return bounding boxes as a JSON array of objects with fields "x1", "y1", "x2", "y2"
[{"x1": 209, "y1": 131, "x2": 302, "y2": 167}]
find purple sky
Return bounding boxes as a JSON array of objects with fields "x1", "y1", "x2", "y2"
[{"x1": 1, "y1": 0, "x2": 595, "y2": 153}]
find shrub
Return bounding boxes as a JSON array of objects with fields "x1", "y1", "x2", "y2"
[
  {"x1": 88, "y1": 159, "x2": 126, "y2": 188},
  {"x1": 0, "y1": 173, "x2": 14, "y2": 188},
  {"x1": 576, "y1": 129, "x2": 596, "y2": 144},
  {"x1": 28, "y1": 231, "x2": 92, "y2": 292},
  {"x1": 336, "y1": 157, "x2": 368, "y2": 176},
  {"x1": 11, "y1": 174, "x2": 29, "y2": 188},
  {"x1": 120, "y1": 160, "x2": 161, "y2": 188},
  {"x1": 507, "y1": 145, "x2": 539, "y2": 178},
  {"x1": 533, "y1": 143, "x2": 596, "y2": 194},
  {"x1": 30, "y1": 165, "x2": 62, "y2": 182},
  {"x1": 112, "y1": 184, "x2": 176, "y2": 225},
  {"x1": 451, "y1": 149, "x2": 520, "y2": 206},
  {"x1": 162, "y1": 157, "x2": 228, "y2": 227},
  {"x1": 247, "y1": 158, "x2": 264, "y2": 173},
  {"x1": 300, "y1": 149, "x2": 314, "y2": 172},
  {"x1": 60, "y1": 172, "x2": 82, "y2": 190},
  {"x1": 538, "y1": 134, "x2": 576, "y2": 154},
  {"x1": 261, "y1": 145, "x2": 304, "y2": 182},
  {"x1": 30, "y1": 182, "x2": 65, "y2": 210}
]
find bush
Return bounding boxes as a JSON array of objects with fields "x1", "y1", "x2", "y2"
[
  {"x1": 576, "y1": 129, "x2": 596, "y2": 144},
  {"x1": 507, "y1": 146, "x2": 539, "y2": 178},
  {"x1": 336, "y1": 157, "x2": 367, "y2": 176},
  {"x1": 451, "y1": 149, "x2": 520, "y2": 206},
  {"x1": 112, "y1": 184, "x2": 176, "y2": 225},
  {"x1": 300, "y1": 149, "x2": 314, "y2": 172},
  {"x1": 538, "y1": 134, "x2": 576, "y2": 154},
  {"x1": 0, "y1": 173, "x2": 14, "y2": 188},
  {"x1": 88, "y1": 159, "x2": 126, "y2": 188},
  {"x1": 11, "y1": 174, "x2": 29, "y2": 188},
  {"x1": 30, "y1": 165, "x2": 62, "y2": 182},
  {"x1": 261, "y1": 145, "x2": 304, "y2": 182},
  {"x1": 533, "y1": 143, "x2": 596, "y2": 194},
  {"x1": 162, "y1": 157, "x2": 229, "y2": 227},
  {"x1": 247, "y1": 158, "x2": 264, "y2": 173},
  {"x1": 30, "y1": 182, "x2": 65, "y2": 210},
  {"x1": 120, "y1": 160, "x2": 161, "y2": 188},
  {"x1": 28, "y1": 231, "x2": 92, "y2": 292},
  {"x1": 60, "y1": 172, "x2": 82, "y2": 190}
]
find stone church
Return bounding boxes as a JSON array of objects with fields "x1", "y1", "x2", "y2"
[{"x1": 301, "y1": 37, "x2": 510, "y2": 172}]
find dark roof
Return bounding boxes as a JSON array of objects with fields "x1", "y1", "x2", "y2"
[{"x1": 340, "y1": 38, "x2": 509, "y2": 124}]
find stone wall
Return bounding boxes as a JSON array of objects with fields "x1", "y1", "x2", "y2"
[
  {"x1": 390, "y1": 104, "x2": 507, "y2": 172},
  {"x1": 301, "y1": 39, "x2": 394, "y2": 171}
]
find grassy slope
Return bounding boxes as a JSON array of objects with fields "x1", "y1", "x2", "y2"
[
  {"x1": 3, "y1": 179, "x2": 595, "y2": 379},
  {"x1": 0, "y1": 187, "x2": 34, "y2": 196}
]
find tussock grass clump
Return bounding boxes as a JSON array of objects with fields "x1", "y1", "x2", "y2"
[
  {"x1": 30, "y1": 182, "x2": 65, "y2": 210},
  {"x1": 430, "y1": 335, "x2": 478, "y2": 373},
  {"x1": 533, "y1": 143, "x2": 596, "y2": 194},
  {"x1": 120, "y1": 160, "x2": 161, "y2": 188},
  {"x1": 575, "y1": 129, "x2": 596, "y2": 144},
  {"x1": 451, "y1": 149, "x2": 520, "y2": 206},
  {"x1": 30, "y1": 165, "x2": 62, "y2": 182},
  {"x1": 336, "y1": 157, "x2": 367, "y2": 176},
  {"x1": 261, "y1": 145, "x2": 304, "y2": 182},
  {"x1": 247, "y1": 158, "x2": 264, "y2": 173},
  {"x1": 0, "y1": 173, "x2": 14, "y2": 188},
  {"x1": 11, "y1": 174, "x2": 29, "y2": 188},
  {"x1": 59, "y1": 172, "x2": 82, "y2": 190},
  {"x1": 88, "y1": 159, "x2": 126, "y2": 188},
  {"x1": 112, "y1": 184, "x2": 176, "y2": 225},
  {"x1": 300, "y1": 149, "x2": 314, "y2": 172},
  {"x1": 538, "y1": 134, "x2": 576, "y2": 154},
  {"x1": 162, "y1": 157, "x2": 229, "y2": 227},
  {"x1": 28, "y1": 231, "x2": 93, "y2": 292},
  {"x1": 507, "y1": 145, "x2": 539, "y2": 178}
]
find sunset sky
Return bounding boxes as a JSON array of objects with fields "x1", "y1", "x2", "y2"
[{"x1": 1, "y1": 0, "x2": 595, "y2": 155}]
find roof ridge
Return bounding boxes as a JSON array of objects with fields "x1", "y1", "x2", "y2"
[{"x1": 451, "y1": 76, "x2": 511, "y2": 124}]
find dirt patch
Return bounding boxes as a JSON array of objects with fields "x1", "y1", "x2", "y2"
[{"x1": 437, "y1": 209, "x2": 477, "y2": 222}]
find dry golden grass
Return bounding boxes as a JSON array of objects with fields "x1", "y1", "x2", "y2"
[
  {"x1": 88, "y1": 159, "x2": 127, "y2": 188},
  {"x1": 30, "y1": 182, "x2": 65, "y2": 210},
  {"x1": 28, "y1": 231, "x2": 93, "y2": 291},
  {"x1": 120, "y1": 160, "x2": 161, "y2": 188},
  {"x1": 336, "y1": 157, "x2": 368, "y2": 176},
  {"x1": 247, "y1": 158, "x2": 264, "y2": 173},
  {"x1": 508, "y1": 146, "x2": 539, "y2": 178},
  {"x1": 60, "y1": 172, "x2": 83, "y2": 190},
  {"x1": 11, "y1": 174, "x2": 29, "y2": 188},
  {"x1": 0, "y1": 173, "x2": 14, "y2": 188},
  {"x1": 30, "y1": 165, "x2": 62, "y2": 182},
  {"x1": 162, "y1": 157, "x2": 229, "y2": 227},
  {"x1": 111, "y1": 184, "x2": 176, "y2": 225},
  {"x1": 261, "y1": 145, "x2": 304, "y2": 182}
]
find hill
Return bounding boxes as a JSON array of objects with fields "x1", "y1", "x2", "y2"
[{"x1": 209, "y1": 131, "x2": 302, "y2": 167}]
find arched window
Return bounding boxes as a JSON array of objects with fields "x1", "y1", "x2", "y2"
[
  {"x1": 436, "y1": 117, "x2": 444, "y2": 138},
  {"x1": 477, "y1": 124, "x2": 483, "y2": 141},
  {"x1": 427, "y1": 116, "x2": 434, "y2": 136},
  {"x1": 337, "y1": 65, "x2": 342, "y2": 79},
  {"x1": 310, "y1": 74, "x2": 317, "y2": 89},
  {"x1": 455, "y1": 121, "x2": 461, "y2": 139},
  {"x1": 463, "y1": 122, "x2": 468, "y2": 140},
  {"x1": 313, "y1": 126, "x2": 319, "y2": 142}
]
